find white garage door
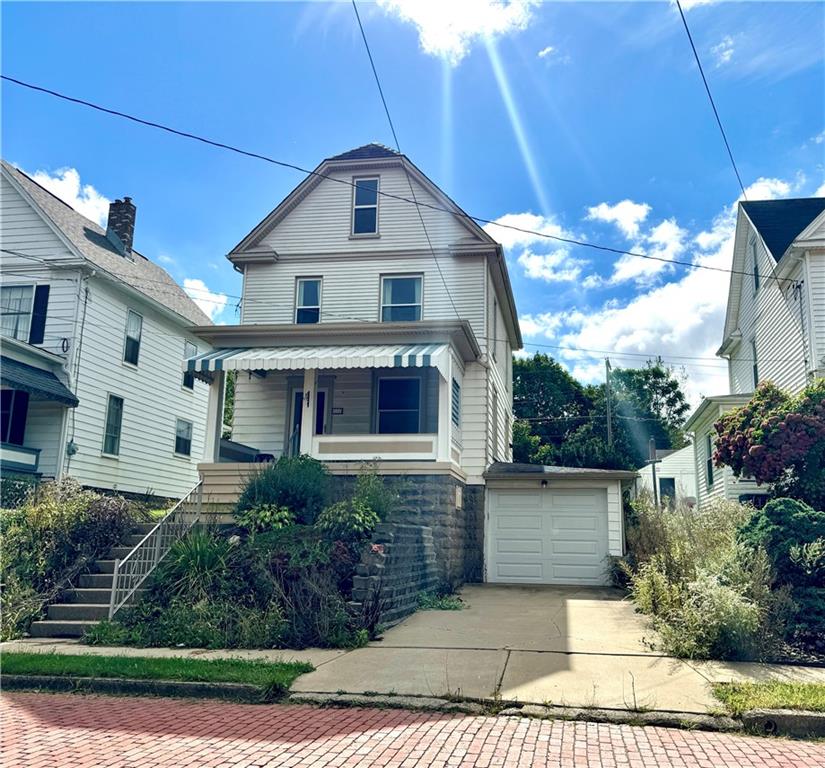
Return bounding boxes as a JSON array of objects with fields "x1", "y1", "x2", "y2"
[{"x1": 487, "y1": 488, "x2": 610, "y2": 585}]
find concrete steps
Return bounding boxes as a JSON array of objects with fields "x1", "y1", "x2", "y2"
[{"x1": 28, "y1": 522, "x2": 158, "y2": 639}]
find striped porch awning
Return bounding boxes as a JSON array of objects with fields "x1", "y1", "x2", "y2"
[{"x1": 184, "y1": 343, "x2": 451, "y2": 379}]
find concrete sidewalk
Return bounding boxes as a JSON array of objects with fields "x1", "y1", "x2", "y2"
[{"x1": 4, "y1": 585, "x2": 825, "y2": 715}]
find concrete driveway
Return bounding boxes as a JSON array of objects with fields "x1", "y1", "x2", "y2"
[{"x1": 293, "y1": 584, "x2": 825, "y2": 714}]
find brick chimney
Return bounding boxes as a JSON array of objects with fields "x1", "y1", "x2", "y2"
[{"x1": 106, "y1": 197, "x2": 136, "y2": 256}]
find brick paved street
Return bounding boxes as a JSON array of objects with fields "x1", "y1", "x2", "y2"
[{"x1": 2, "y1": 692, "x2": 823, "y2": 768}]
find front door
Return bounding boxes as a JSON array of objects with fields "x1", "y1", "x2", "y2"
[{"x1": 287, "y1": 388, "x2": 328, "y2": 456}]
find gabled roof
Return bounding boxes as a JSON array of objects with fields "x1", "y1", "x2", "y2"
[
  {"x1": 741, "y1": 198, "x2": 825, "y2": 261},
  {"x1": 327, "y1": 143, "x2": 400, "y2": 161},
  {"x1": 684, "y1": 393, "x2": 752, "y2": 432},
  {"x1": 1, "y1": 160, "x2": 211, "y2": 326}
]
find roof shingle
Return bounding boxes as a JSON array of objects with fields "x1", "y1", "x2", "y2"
[
  {"x1": 327, "y1": 143, "x2": 400, "y2": 162},
  {"x1": 742, "y1": 197, "x2": 825, "y2": 261},
  {"x1": 2, "y1": 161, "x2": 211, "y2": 326}
]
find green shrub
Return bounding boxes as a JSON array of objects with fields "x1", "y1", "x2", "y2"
[
  {"x1": 1, "y1": 479, "x2": 137, "y2": 640},
  {"x1": 418, "y1": 591, "x2": 464, "y2": 611},
  {"x1": 236, "y1": 456, "x2": 330, "y2": 525},
  {"x1": 351, "y1": 464, "x2": 399, "y2": 520},
  {"x1": 236, "y1": 504, "x2": 294, "y2": 534},
  {"x1": 154, "y1": 528, "x2": 233, "y2": 602},
  {"x1": 315, "y1": 499, "x2": 379, "y2": 542},
  {"x1": 0, "y1": 473, "x2": 38, "y2": 509},
  {"x1": 739, "y1": 497, "x2": 825, "y2": 586},
  {"x1": 787, "y1": 587, "x2": 825, "y2": 654}
]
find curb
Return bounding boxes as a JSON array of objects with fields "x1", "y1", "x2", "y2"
[
  {"x1": 1, "y1": 674, "x2": 267, "y2": 703},
  {"x1": 741, "y1": 708, "x2": 825, "y2": 739},
  {"x1": 288, "y1": 691, "x2": 487, "y2": 714},
  {"x1": 497, "y1": 704, "x2": 742, "y2": 733}
]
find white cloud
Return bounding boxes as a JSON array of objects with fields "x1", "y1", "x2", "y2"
[
  {"x1": 518, "y1": 312, "x2": 563, "y2": 339},
  {"x1": 183, "y1": 278, "x2": 229, "y2": 322},
  {"x1": 28, "y1": 167, "x2": 110, "y2": 227},
  {"x1": 551, "y1": 177, "x2": 795, "y2": 406},
  {"x1": 517, "y1": 248, "x2": 584, "y2": 283},
  {"x1": 814, "y1": 131, "x2": 825, "y2": 145},
  {"x1": 587, "y1": 200, "x2": 651, "y2": 239},
  {"x1": 677, "y1": 0, "x2": 718, "y2": 10},
  {"x1": 712, "y1": 35, "x2": 735, "y2": 67},
  {"x1": 484, "y1": 212, "x2": 586, "y2": 283},
  {"x1": 537, "y1": 45, "x2": 555, "y2": 59},
  {"x1": 157, "y1": 254, "x2": 176, "y2": 266},
  {"x1": 815, "y1": 182, "x2": 825, "y2": 197},
  {"x1": 377, "y1": 0, "x2": 538, "y2": 65}
]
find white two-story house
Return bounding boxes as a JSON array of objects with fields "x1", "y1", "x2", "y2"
[
  {"x1": 0, "y1": 160, "x2": 212, "y2": 499},
  {"x1": 685, "y1": 196, "x2": 825, "y2": 508}
]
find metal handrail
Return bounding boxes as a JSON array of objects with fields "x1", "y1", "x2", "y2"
[{"x1": 108, "y1": 478, "x2": 203, "y2": 619}]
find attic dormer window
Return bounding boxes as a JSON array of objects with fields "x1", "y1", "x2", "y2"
[{"x1": 352, "y1": 177, "x2": 379, "y2": 235}]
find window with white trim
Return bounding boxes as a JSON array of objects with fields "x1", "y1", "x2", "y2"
[
  {"x1": 182, "y1": 340, "x2": 198, "y2": 389},
  {"x1": 123, "y1": 310, "x2": 143, "y2": 366},
  {"x1": 352, "y1": 177, "x2": 379, "y2": 235},
  {"x1": 451, "y1": 379, "x2": 461, "y2": 427},
  {"x1": 381, "y1": 275, "x2": 422, "y2": 322},
  {"x1": 705, "y1": 432, "x2": 714, "y2": 487},
  {"x1": 377, "y1": 378, "x2": 420, "y2": 434},
  {"x1": 175, "y1": 418, "x2": 193, "y2": 456},
  {"x1": 103, "y1": 395, "x2": 124, "y2": 456},
  {"x1": 1, "y1": 285, "x2": 34, "y2": 341},
  {"x1": 295, "y1": 278, "x2": 322, "y2": 324}
]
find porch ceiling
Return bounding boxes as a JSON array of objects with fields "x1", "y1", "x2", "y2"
[{"x1": 185, "y1": 342, "x2": 452, "y2": 379}]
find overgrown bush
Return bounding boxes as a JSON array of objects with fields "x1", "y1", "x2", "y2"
[
  {"x1": 154, "y1": 528, "x2": 233, "y2": 601},
  {"x1": 236, "y1": 456, "x2": 329, "y2": 525},
  {"x1": 236, "y1": 504, "x2": 294, "y2": 534},
  {"x1": 1, "y1": 479, "x2": 136, "y2": 640},
  {"x1": 620, "y1": 494, "x2": 784, "y2": 660},
  {"x1": 0, "y1": 472, "x2": 38, "y2": 509},
  {"x1": 351, "y1": 464, "x2": 400, "y2": 520},
  {"x1": 315, "y1": 499, "x2": 379, "y2": 542}
]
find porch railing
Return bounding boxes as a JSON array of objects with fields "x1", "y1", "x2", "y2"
[{"x1": 108, "y1": 479, "x2": 203, "y2": 619}]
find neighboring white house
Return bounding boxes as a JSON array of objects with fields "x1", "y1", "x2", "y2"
[
  {"x1": 636, "y1": 445, "x2": 696, "y2": 504},
  {"x1": 685, "y1": 196, "x2": 825, "y2": 507},
  {"x1": 0, "y1": 160, "x2": 212, "y2": 498}
]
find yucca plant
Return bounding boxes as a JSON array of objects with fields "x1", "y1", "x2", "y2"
[{"x1": 155, "y1": 528, "x2": 232, "y2": 601}]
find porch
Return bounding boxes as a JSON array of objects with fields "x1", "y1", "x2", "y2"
[
  {"x1": 0, "y1": 350, "x2": 78, "y2": 478},
  {"x1": 188, "y1": 339, "x2": 468, "y2": 470}
]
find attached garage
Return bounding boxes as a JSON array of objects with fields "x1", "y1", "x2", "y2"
[{"x1": 484, "y1": 464, "x2": 637, "y2": 586}]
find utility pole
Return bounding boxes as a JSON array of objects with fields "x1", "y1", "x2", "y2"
[{"x1": 605, "y1": 358, "x2": 613, "y2": 448}]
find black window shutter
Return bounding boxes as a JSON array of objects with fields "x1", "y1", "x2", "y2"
[{"x1": 28, "y1": 285, "x2": 50, "y2": 345}]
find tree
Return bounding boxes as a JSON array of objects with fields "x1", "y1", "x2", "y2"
[{"x1": 714, "y1": 380, "x2": 825, "y2": 509}]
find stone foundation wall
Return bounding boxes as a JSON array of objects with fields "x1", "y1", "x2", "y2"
[
  {"x1": 330, "y1": 474, "x2": 485, "y2": 588},
  {"x1": 350, "y1": 523, "x2": 439, "y2": 626}
]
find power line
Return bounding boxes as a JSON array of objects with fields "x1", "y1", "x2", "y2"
[
  {"x1": 350, "y1": 0, "x2": 462, "y2": 322},
  {"x1": 674, "y1": 0, "x2": 747, "y2": 199},
  {"x1": 2, "y1": 74, "x2": 775, "y2": 283}
]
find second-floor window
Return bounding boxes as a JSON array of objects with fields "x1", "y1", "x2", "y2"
[
  {"x1": 295, "y1": 278, "x2": 322, "y2": 324},
  {"x1": 381, "y1": 275, "x2": 422, "y2": 322},
  {"x1": 352, "y1": 177, "x2": 379, "y2": 235},
  {"x1": 1, "y1": 285, "x2": 34, "y2": 341},
  {"x1": 182, "y1": 340, "x2": 198, "y2": 389},
  {"x1": 123, "y1": 310, "x2": 143, "y2": 366},
  {"x1": 751, "y1": 339, "x2": 759, "y2": 389}
]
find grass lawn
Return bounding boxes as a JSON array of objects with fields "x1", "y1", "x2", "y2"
[
  {"x1": 2, "y1": 652, "x2": 312, "y2": 696},
  {"x1": 712, "y1": 681, "x2": 825, "y2": 716}
]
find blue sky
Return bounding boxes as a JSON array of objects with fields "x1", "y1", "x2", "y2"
[{"x1": 2, "y1": 0, "x2": 823, "y2": 404}]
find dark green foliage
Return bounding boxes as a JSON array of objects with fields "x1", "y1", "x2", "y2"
[
  {"x1": 154, "y1": 528, "x2": 233, "y2": 601},
  {"x1": 236, "y1": 456, "x2": 330, "y2": 524},
  {"x1": 739, "y1": 498, "x2": 825, "y2": 587},
  {"x1": 1, "y1": 479, "x2": 137, "y2": 640},
  {"x1": 0, "y1": 472, "x2": 38, "y2": 509},
  {"x1": 235, "y1": 504, "x2": 294, "y2": 533},
  {"x1": 351, "y1": 464, "x2": 400, "y2": 520},
  {"x1": 513, "y1": 354, "x2": 690, "y2": 470},
  {"x1": 316, "y1": 499, "x2": 378, "y2": 542}
]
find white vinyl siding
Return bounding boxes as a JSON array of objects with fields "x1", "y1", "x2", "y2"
[
  {"x1": 727, "y1": 227, "x2": 808, "y2": 395},
  {"x1": 807, "y1": 251, "x2": 825, "y2": 378},
  {"x1": 636, "y1": 445, "x2": 697, "y2": 501},
  {"x1": 242, "y1": 253, "x2": 485, "y2": 338},
  {"x1": 68, "y1": 279, "x2": 209, "y2": 497},
  {"x1": 22, "y1": 400, "x2": 64, "y2": 478},
  {"x1": 259, "y1": 166, "x2": 470, "y2": 255}
]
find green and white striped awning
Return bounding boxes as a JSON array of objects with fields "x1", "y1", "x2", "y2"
[{"x1": 184, "y1": 343, "x2": 451, "y2": 379}]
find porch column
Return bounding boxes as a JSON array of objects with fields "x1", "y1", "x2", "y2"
[
  {"x1": 204, "y1": 370, "x2": 225, "y2": 462},
  {"x1": 436, "y1": 358, "x2": 452, "y2": 463},
  {"x1": 299, "y1": 368, "x2": 317, "y2": 456}
]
